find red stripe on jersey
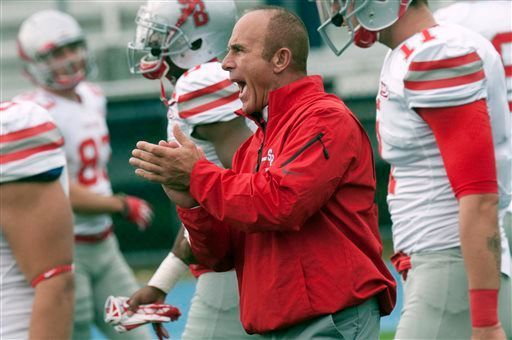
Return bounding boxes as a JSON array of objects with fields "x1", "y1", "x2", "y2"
[
  {"x1": 404, "y1": 69, "x2": 485, "y2": 91},
  {"x1": 505, "y1": 65, "x2": 512, "y2": 77},
  {"x1": 182, "y1": 64, "x2": 202, "y2": 78},
  {"x1": 0, "y1": 122, "x2": 57, "y2": 142},
  {"x1": 178, "y1": 79, "x2": 233, "y2": 103},
  {"x1": 409, "y1": 51, "x2": 480, "y2": 71},
  {"x1": 0, "y1": 138, "x2": 64, "y2": 164},
  {"x1": 179, "y1": 92, "x2": 240, "y2": 119},
  {"x1": 0, "y1": 101, "x2": 18, "y2": 111},
  {"x1": 417, "y1": 100, "x2": 497, "y2": 199},
  {"x1": 508, "y1": 102, "x2": 512, "y2": 112}
]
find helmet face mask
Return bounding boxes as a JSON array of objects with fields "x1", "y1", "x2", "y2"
[
  {"x1": 128, "y1": 5, "x2": 191, "y2": 76},
  {"x1": 316, "y1": 0, "x2": 362, "y2": 56},
  {"x1": 316, "y1": 0, "x2": 412, "y2": 56},
  {"x1": 127, "y1": 0, "x2": 237, "y2": 79},
  {"x1": 17, "y1": 9, "x2": 95, "y2": 91},
  {"x1": 31, "y1": 40, "x2": 89, "y2": 90}
]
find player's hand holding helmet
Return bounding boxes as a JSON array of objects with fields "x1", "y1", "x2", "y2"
[
  {"x1": 17, "y1": 9, "x2": 95, "y2": 90},
  {"x1": 104, "y1": 296, "x2": 180, "y2": 339}
]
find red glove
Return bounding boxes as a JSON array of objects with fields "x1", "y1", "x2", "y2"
[{"x1": 121, "y1": 195, "x2": 153, "y2": 230}]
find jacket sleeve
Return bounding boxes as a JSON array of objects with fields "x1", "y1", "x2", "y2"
[
  {"x1": 186, "y1": 106, "x2": 367, "y2": 233},
  {"x1": 178, "y1": 206, "x2": 235, "y2": 271}
]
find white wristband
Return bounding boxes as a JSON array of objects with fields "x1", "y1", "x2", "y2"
[{"x1": 147, "y1": 252, "x2": 188, "y2": 294}]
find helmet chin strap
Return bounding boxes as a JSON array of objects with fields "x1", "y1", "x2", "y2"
[
  {"x1": 354, "y1": 0, "x2": 409, "y2": 49},
  {"x1": 398, "y1": 0, "x2": 410, "y2": 17},
  {"x1": 157, "y1": 61, "x2": 173, "y2": 108},
  {"x1": 354, "y1": 26, "x2": 378, "y2": 48}
]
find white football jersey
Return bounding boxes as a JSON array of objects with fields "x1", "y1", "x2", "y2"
[
  {"x1": 15, "y1": 82, "x2": 113, "y2": 236},
  {"x1": 376, "y1": 24, "x2": 511, "y2": 274},
  {"x1": 435, "y1": 0, "x2": 512, "y2": 214},
  {"x1": 0, "y1": 100, "x2": 67, "y2": 339},
  {"x1": 167, "y1": 61, "x2": 244, "y2": 167}
]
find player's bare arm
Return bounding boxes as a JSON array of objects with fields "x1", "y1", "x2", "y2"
[
  {"x1": 459, "y1": 194, "x2": 502, "y2": 288},
  {"x1": 70, "y1": 181, "x2": 125, "y2": 214},
  {"x1": 194, "y1": 116, "x2": 253, "y2": 168},
  {"x1": 0, "y1": 180, "x2": 74, "y2": 340},
  {"x1": 69, "y1": 181, "x2": 153, "y2": 230},
  {"x1": 459, "y1": 194, "x2": 506, "y2": 339}
]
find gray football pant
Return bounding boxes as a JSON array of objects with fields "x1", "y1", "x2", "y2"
[
  {"x1": 182, "y1": 270, "x2": 259, "y2": 340},
  {"x1": 72, "y1": 236, "x2": 151, "y2": 340},
  {"x1": 395, "y1": 247, "x2": 511, "y2": 340},
  {"x1": 261, "y1": 297, "x2": 380, "y2": 340}
]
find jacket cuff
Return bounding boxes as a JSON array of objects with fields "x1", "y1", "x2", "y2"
[{"x1": 177, "y1": 205, "x2": 211, "y2": 229}]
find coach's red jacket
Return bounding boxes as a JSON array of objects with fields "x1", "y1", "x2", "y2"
[{"x1": 178, "y1": 76, "x2": 396, "y2": 334}]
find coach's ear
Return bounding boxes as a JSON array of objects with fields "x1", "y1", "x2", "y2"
[{"x1": 272, "y1": 47, "x2": 292, "y2": 74}]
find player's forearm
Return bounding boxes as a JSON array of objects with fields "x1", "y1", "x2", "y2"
[
  {"x1": 29, "y1": 272, "x2": 74, "y2": 340},
  {"x1": 171, "y1": 226, "x2": 196, "y2": 264},
  {"x1": 69, "y1": 182, "x2": 124, "y2": 214},
  {"x1": 459, "y1": 194, "x2": 501, "y2": 289}
]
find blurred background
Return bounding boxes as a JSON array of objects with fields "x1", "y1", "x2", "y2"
[{"x1": 0, "y1": 0, "x2": 455, "y2": 338}]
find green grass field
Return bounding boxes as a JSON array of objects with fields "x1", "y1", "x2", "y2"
[{"x1": 380, "y1": 331, "x2": 395, "y2": 339}]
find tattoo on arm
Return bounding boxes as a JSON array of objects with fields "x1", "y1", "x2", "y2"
[{"x1": 487, "y1": 232, "x2": 501, "y2": 272}]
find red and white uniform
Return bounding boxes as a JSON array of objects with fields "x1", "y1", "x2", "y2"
[
  {"x1": 0, "y1": 100, "x2": 67, "y2": 339},
  {"x1": 376, "y1": 24, "x2": 511, "y2": 274},
  {"x1": 168, "y1": 61, "x2": 244, "y2": 166},
  {"x1": 168, "y1": 61, "x2": 244, "y2": 277},
  {"x1": 15, "y1": 82, "x2": 112, "y2": 236},
  {"x1": 435, "y1": 0, "x2": 512, "y2": 214}
]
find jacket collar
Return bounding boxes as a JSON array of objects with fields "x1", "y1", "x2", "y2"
[
  {"x1": 237, "y1": 75, "x2": 325, "y2": 125},
  {"x1": 267, "y1": 75, "x2": 324, "y2": 118}
]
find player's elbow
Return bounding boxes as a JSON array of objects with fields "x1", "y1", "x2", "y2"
[
  {"x1": 460, "y1": 193, "x2": 499, "y2": 212},
  {"x1": 36, "y1": 271, "x2": 75, "y2": 298}
]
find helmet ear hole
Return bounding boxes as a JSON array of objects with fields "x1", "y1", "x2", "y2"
[
  {"x1": 332, "y1": 13, "x2": 344, "y2": 27},
  {"x1": 151, "y1": 47, "x2": 162, "y2": 57},
  {"x1": 191, "y1": 39, "x2": 202, "y2": 51}
]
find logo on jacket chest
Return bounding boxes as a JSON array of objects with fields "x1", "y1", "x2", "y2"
[{"x1": 260, "y1": 148, "x2": 275, "y2": 169}]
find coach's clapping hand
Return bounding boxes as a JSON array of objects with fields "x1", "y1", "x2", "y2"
[{"x1": 129, "y1": 124, "x2": 205, "y2": 190}]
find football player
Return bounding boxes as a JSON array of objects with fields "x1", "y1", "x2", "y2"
[
  {"x1": 16, "y1": 9, "x2": 153, "y2": 340},
  {"x1": 126, "y1": 1, "x2": 257, "y2": 339},
  {"x1": 316, "y1": 0, "x2": 511, "y2": 338},
  {"x1": 435, "y1": 0, "x2": 512, "y2": 260},
  {"x1": 0, "y1": 100, "x2": 74, "y2": 339}
]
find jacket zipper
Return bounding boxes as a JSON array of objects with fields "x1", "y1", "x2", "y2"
[
  {"x1": 280, "y1": 133, "x2": 329, "y2": 168},
  {"x1": 255, "y1": 116, "x2": 267, "y2": 172}
]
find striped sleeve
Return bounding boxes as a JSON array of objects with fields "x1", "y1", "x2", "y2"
[
  {"x1": 0, "y1": 101, "x2": 66, "y2": 183},
  {"x1": 404, "y1": 45, "x2": 487, "y2": 108},
  {"x1": 175, "y1": 62, "x2": 241, "y2": 127}
]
